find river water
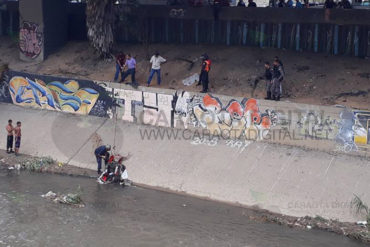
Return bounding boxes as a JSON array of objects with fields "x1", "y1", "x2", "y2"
[{"x1": 0, "y1": 171, "x2": 366, "y2": 247}]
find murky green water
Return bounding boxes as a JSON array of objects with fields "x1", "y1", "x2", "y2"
[{"x1": 0, "y1": 171, "x2": 366, "y2": 247}]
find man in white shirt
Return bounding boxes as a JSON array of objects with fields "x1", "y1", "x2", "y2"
[{"x1": 147, "y1": 52, "x2": 166, "y2": 86}]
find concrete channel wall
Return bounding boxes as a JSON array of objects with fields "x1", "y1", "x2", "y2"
[{"x1": 1, "y1": 71, "x2": 370, "y2": 222}]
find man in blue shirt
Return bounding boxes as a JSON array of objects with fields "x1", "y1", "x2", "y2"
[
  {"x1": 121, "y1": 54, "x2": 137, "y2": 84},
  {"x1": 295, "y1": 0, "x2": 303, "y2": 7},
  {"x1": 95, "y1": 145, "x2": 111, "y2": 174}
]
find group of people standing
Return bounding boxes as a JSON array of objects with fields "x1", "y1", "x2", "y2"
[
  {"x1": 114, "y1": 52, "x2": 212, "y2": 93},
  {"x1": 5, "y1": 119, "x2": 22, "y2": 155},
  {"x1": 264, "y1": 56, "x2": 284, "y2": 101}
]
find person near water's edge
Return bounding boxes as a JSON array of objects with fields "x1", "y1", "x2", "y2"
[
  {"x1": 264, "y1": 62, "x2": 273, "y2": 100},
  {"x1": 95, "y1": 145, "x2": 111, "y2": 174},
  {"x1": 197, "y1": 54, "x2": 211, "y2": 93},
  {"x1": 121, "y1": 54, "x2": 136, "y2": 84},
  {"x1": 5, "y1": 119, "x2": 14, "y2": 153},
  {"x1": 271, "y1": 60, "x2": 284, "y2": 101},
  {"x1": 14, "y1": 121, "x2": 21, "y2": 156},
  {"x1": 147, "y1": 52, "x2": 166, "y2": 86},
  {"x1": 114, "y1": 52, "x2": 126, "y2": 82}
]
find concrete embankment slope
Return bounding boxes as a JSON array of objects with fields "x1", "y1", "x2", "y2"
[{"x1": 0, "y1": 103, "x2": 369, "y2": 222}]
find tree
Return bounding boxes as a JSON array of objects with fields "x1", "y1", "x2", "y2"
[{"x1": 86, "y1": 0, "x2": 115, "y2": 58}]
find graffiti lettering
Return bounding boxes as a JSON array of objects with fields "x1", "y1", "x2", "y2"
[{"x1": 19, "y1": 21, "x2": 43, "y2": 59}]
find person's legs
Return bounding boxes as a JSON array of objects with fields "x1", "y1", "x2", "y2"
[
  {"x1": 274, "y1": 79, "x2": 281, "y2": 101},
  {"x1": 96, "y1": 156, "x2": 102, "y2": 173},
  {"x1": 14, "y1": 137, "x2": 20, "y2": 155},
  {"x1": 114, "y1": 63, "x2": 120, "y2": 82},
  {"x1": 121, "y1": 71, "x2": 128, "y2": 83},
  {"x1": 156, "y1": 69, "x2": 161, "y2": 85},
  {"x1": 7, "y1": 136, "x2": 13, "y2": 153},
  {"x1": 265, "y1": 81, "x2": 272, "y2": 100},
  {"x1": 202, "y1": 72, "x2": 209, "y2": 93},
  {"x1": 147, "y1": 69, "x2": 155, "y2": 86},
  {"x1": 6, "y1": 136, "x2": 10, "y2": 152},
  {"x1": 131, "y1": 69, "x2": 136, "y2": 83}
]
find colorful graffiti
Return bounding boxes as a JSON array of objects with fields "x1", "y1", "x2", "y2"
[
  {"x1": 335, "y1": 109, "x2": 370, "y2": 152},
  {"x1": 19, "y1": 21, "x2": 43, "y2": 59},
  {"x1": 9, "y1": 76, "x2": 99, "y2": 115},
  {"x1": 353, "y1": 110, "x2": 370, "y2": 146},
  {"x1": 175, "y1": 93, "x2": 277, "y2": 140}
]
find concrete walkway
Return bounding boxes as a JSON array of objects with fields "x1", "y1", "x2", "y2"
[{"x1": 0, "y1": 103, "x2": 369, "y2": 222}]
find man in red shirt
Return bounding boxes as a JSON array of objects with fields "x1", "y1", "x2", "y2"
[
  {"x1": 114, "y1": 52, "x2": 126, "y2": 82},
  {"x1": 5, "y1": 119, "x2": 14, "y2": 153}
]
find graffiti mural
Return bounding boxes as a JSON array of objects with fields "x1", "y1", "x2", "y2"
[
  {"x1": 9, "y1": 76, "x2": 99, "y2": 114},
  {"x1": 2, "y1": 71, "x2": 113, "y2": 117},
  {"x1": 175, "y1": 93, "x2": 277, "y2": 140},
  {"x1": 297, "y1": 111, "x2": 338, "y2": 139},
  {"x1": 335, "y1": 109, "x2": 370, "y2": 152},
  {"x1": 19, "y1": 21, "x2": 43, "y2": 59},
  {"x1": 353, "y1": 110, "x2": 370, "y2": 146}
]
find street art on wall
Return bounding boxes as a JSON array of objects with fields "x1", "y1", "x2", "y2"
[
  {"x1": 175, "y1": 92, "x2": 277, "y2": 140},
  {"x1": 19, "y1": 21, "x2": 43, "y2": 59},
  {"x1": 3, "y1": 71, "x2": 113, "y2": 117},
  {"x1": 9, "y1": 76, "x2": 99, "y2": 114},
  {"x1": 296, "y1": 111, "x2": 338, "y2": 139},
  {"x1": 353, "y1": 110, "x2": 370, "y2": 146}
]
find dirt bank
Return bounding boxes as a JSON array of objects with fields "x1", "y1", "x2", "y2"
[
  {"x1": 0, "y1": 149, "x2": 369, "y2": 244},
  {"x1": 1, "y1": 37, "x2": 369, "y2": 110}
]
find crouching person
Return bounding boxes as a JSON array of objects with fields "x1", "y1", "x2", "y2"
[{"x1": 94, "y1": 145, "x2": 111, "y2": 174}]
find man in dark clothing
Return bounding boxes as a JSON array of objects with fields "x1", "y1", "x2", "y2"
[
  {"x1": 114, "y1": 53, "x2": 126, "y2": 82},
  {"x1": 324, "y1": 0, "x2": 337, "y2": 8},
  {"x1": 274, "y1": 56, "x2": 285, "y2": 95},
  {"x1": 248, "y1": 0, "x2": 257, "y2": 6},
  {"x1": 278, "y1": 0, "x2": 286, "y2": 7},
  {"x1": 271, "y1": 60, "x2": 284, "y2": 101},
  {"x1": 338, "y1": 0, "x2": 352, "y2": 8},
  {"x1": 198, "y1": 54, "x2": 211, "y2": 93},
  {"x1": 264, "y1": 62, "x2": 273, "y2": 100},
  {"x1": 95, "y1": 145, "x2": 111, "y2": 174},
  {"x1": 237, "y1": 0, "x2": 246, "y2": 6}
]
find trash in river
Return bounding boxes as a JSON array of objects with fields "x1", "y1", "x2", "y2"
[
  {"x1": 182, "y1": 73, "x2": 199, "y2": 86},
  {"x1": 41, "y1": 191, "x2": 57, "y2": 199},
  {"x1": 356, "y1": 221, "x2": 367, "y2": 226},
  {"x1": 41, "y1": 187, "x2": 84, "y2": 207}
]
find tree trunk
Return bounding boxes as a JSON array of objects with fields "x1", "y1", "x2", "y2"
[{"x1": 86, "y1": 0, "x2": 115, "y2": 58}]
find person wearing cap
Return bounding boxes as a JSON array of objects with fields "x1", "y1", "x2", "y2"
[
  {"x1": 197, "y1": 53, "x2": 211, "y2": 93},
  {"x1": 147, "y1": 52, "x2": 166, "y2": 86},
  {"x1": 94, "y1": 145, "x2": 111, "y2": 174}
]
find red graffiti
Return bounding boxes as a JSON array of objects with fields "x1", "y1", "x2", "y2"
[{"x1": 19, "y1": 21, "x2": 43, "y2": 59}]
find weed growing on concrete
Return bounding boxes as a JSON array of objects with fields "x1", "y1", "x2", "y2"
[
  {"x1": 21, "y1": 156, "x2": 55, "y2": 172},
  {"x1": 351, "y1": 194, "x2": 370, "y2": 223}
]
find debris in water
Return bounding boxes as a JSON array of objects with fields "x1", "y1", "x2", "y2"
[{"x1": 41, "y1": 187, "x2": 84, "y2": 207}]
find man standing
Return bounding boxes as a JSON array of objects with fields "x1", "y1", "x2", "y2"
[
  {"x1": 295, "y1": 0, "x2": 303, "y2": 8},
  {"x1": 198, "y1": 54, "x2": 211, "y2": 93},
  {"x1": 264, "y1": 62, "x2": 273, "y2": 100},
  {"x1": 14, "y1": 121, "x2": 21, "y2": 156},
  {"x1": 274, "y1": 56, "x2": 285, "y2": 95},
  {"x1": 247, "y1": 0, "x2": 257, "y2": 7},
  {"x1": 147, "y1": 52, "x2": 166, "y2": 86},
  {"x1": 271, "y1": 60, "x2": 284, "y2": 101},
  {"x1": 114, "y1": 52, "x2": 126, "y2": 82},
  {"x1": 5, "y1": 119, "x2": 13, "y2": 153},
  {"x1": 94, "y1": 145, "x2": 111, "y2": 174},
  {"x1": 121, "y1": 54, "x2": 137, "y2": 84}
]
